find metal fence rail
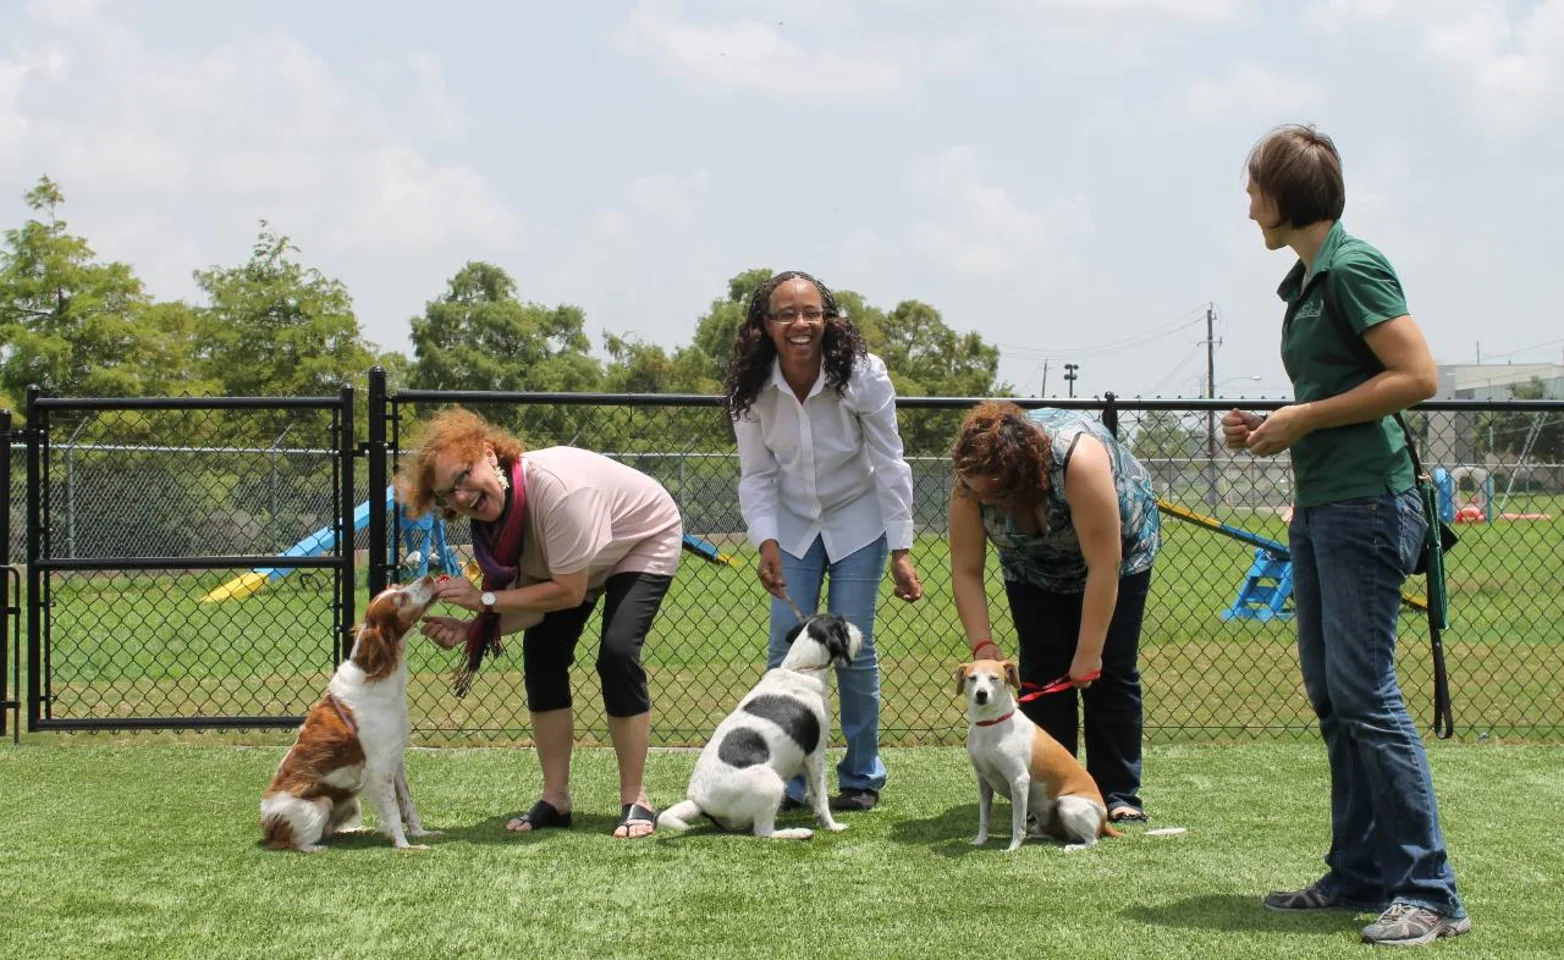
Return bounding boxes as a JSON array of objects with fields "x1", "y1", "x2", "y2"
[{"x1": 6, "y1": 378, "x2": 1561, "y2": 745}]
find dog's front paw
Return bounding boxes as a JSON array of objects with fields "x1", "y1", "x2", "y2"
[
  {"x1": 826, "y1": 821, "x2": 848, "y2": 833},
  {"x1": 971, "y1": 834, "x2": 988, "y2": 846},
  {"x1": 407, "y1": 828, "x2": 442, "y2": 839},
  {"x1": 1004, "y1": 838, "x2": 1025, "y2": 853},
  {"x1": 394, "y1": 843, "x2": 431, "y2": 853}
]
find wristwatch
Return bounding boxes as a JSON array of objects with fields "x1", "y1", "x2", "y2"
[{"x1": 480, "y1": 591, "x2": 496, "y2": 614}]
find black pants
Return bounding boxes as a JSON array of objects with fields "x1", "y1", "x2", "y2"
[
  {"x1": 1005, "y1": 568, "x2": 1151, "y2": 813},
  {"x1": 521, "y1": 571, "x2": 671, "y2": 717}
]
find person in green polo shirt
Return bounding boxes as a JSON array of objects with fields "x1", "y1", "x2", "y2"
[{"x1": 1222, "y1": 124, "x2": 1469, "y2": 948}]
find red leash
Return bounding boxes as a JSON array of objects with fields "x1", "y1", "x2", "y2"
[{"x1": 1017, "y1": 670, "x2": 1101, "y2": 703}]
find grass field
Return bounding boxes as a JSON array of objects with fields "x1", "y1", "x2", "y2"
[
  {"x1": 2, "y1": 741, "x2": 1560, "y2": 959},
  {"x1": 11, "y1": 493, "x2": 1562, "y2": 745}
]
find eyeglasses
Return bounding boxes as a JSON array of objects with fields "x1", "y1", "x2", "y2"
[
  {"x1": 767, "y1": 307, "x2": 829, "y2": 325},
  {"x1": 432, "y1": 465, "x2": 477, "y2": 507}
]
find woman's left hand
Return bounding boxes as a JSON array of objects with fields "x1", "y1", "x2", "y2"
[
  {"x1": 891, "y1": 552, "x2": 923, "y2": 602},
  {"x1": 1245, "y1": 403, "x2": 1314, "y2": 456},
  {"x1": 432, "y1": 576, "x2": 482, "y2": 612},
  {"x1": 1068, "y1": 652, "x2": 1103, "y2": 689}
]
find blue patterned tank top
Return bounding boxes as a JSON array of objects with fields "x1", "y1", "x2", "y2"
[{"x1": 979, "y1": 408, "x2": 1160, "y2": 593}]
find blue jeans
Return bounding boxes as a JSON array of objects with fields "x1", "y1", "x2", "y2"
[
  {"x1": 1291, "y1": 488, "x2": 1466, "y2": 919},
  {"x1": 766, "y1": 534, "x2": 889, "y2": 800}
]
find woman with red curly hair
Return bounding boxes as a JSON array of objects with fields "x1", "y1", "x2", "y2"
[
  {"x1": 949, "y1": 402, "x2": 1160, "y2": 823},
  {"x1": 396, "y1": 406, "x2": 683, "y2": 840}
]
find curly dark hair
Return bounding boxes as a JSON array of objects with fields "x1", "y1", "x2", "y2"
[
  {"x1": 949, "y1": 401, "x2": 1052, "y2": 511},
  {"x1": 722, "y1": 270, "x2": 868, "y2": 420}
]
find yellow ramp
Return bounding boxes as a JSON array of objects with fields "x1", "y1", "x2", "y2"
[{"x1": 200, "y1": 571, "x2": 270, "y2": 603}]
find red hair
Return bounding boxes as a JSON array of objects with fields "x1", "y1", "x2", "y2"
[
  {"x1": 949, "y1": 401, "x2": 1052, "y2": 510},
  {"x1": 394, "y1": 406, "x2": 524, "y2": 520}
]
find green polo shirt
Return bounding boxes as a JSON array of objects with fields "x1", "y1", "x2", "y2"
[{"x1": 1278, "y1": 221, "x2": 1415, "y2": 507}]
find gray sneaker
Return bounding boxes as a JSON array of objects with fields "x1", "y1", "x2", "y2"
[
  {"x1": 1361, "y1": 903, "x2": 1471, "y2": 946},
  {"x1": 1264, "y1": 882, "x2": 1349, "y2": 912}
]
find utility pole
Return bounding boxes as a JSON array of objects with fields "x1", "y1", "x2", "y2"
[
  {"x1": 1064, "y1": 362, "x2": 1079, "y2": 398},
  {"x1": 1039, "y1": 358, "x2": 1050, "y2": 398}
]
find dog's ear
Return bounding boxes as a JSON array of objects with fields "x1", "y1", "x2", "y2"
[
  {"x1": 1003, "y1": 660, "x2": 1020, "y2": 690},
  {"x1": 783, "y1": 619, "x2": 807, "y2": 646},
  {"x1": 821, "y1": 618, "x2": 853, "y2": 665},
  {"x1": 351, "y1": 623, "x2": 400, "y2": 681},
  {"x1": 955, "y1": 663, "x2": 971, "y2": 696}
]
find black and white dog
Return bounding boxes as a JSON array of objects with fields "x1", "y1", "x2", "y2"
[{"x1": 658, "y1": 614, "x2": 862, "y2": 839}]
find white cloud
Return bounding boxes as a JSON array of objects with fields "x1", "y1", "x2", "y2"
[
  {"x1": 1180, "y1": 63, "x2": 1327, "y2": 119},
  {"x1": 0, "y1": 3, "x2": 522, "y2": 351},
  {"x1": 903, "y1": 147, "x2": 1090, "y2": 278},
  {"x1": 1306, "y1": 0, "x2": 1564, "y2": 134},
  {"x1": 611, "y1": 0, "x2": 920, "y2": 102},
  {"x1": 1004, "y1": 0, "x2": 1238, "y2": 21}
]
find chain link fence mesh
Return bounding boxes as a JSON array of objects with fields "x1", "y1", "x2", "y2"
[{"x1": 7, "y1": 396, "x2": 1561, "y2": 745}]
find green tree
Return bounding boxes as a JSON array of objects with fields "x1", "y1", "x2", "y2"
[
  {"x1": 0, "y1": 176, "x2": 192, "y2": 408},
  {"x1": 408, "y1": 262, "x2": 600, "y2": 394},
  {"x1": 193, "y1": 223, "x2": 377, "y2": 399},
  {"x1": 1131, "y1": 410, "x2": 1201, "y2": 461},
  {"x1": 1478, "y1": 377, "x2": 1563, "y2": 463}
]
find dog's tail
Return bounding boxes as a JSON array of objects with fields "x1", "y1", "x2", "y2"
[
  {"x1": 1101, "y1": 821, "x2": 1124, "y2": 839},
  {"x1": 657, "y1": 799, "x2": 702, "y2": 833}
]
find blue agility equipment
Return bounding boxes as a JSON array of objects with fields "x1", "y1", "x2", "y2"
[{"x1": 1154, "y1": 498, "x2": 1429, "y2": 621}]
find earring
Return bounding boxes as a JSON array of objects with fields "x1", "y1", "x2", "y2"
[{"x1": 492, "y1": 458, "x2": 509, "y2": 491}]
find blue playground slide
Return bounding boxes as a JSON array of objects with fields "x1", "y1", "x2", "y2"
[{"x1": 203, "y1": 488, "x2": 738, "y2": 602}]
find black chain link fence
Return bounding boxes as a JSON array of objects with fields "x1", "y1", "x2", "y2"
[{"x1": 6, "y1": 392, "x2": 1561, "y2": 745}]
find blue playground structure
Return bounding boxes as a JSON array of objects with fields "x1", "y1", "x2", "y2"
[
  {"x1": 1155, "y1": 498, "x2": 1430, "y2": 622},
  {"x1": 202, "y1": 487, "x2": 739, "y2": 602}
]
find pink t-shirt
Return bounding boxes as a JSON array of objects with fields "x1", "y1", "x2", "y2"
[{"x1": 515, "y1": 447, "x2": 682, "y2": 592}]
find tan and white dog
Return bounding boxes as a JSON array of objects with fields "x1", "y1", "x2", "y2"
[
  {"x1": 260, "y1": 574, "x2": 440, "y2": 852},
  {"x1": 957, "y1": 658, "x2": 1122, "y2": 853}
]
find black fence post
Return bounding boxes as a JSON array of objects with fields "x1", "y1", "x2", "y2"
[
  {"x1": 1102, "y1": 391, "x2": 1119, "y2": 439},
  {"x1": 1, "y1": 408, "x2": 13, "y2": 740},
  {"x1": 24, "y1": 387, "x2": 43, "y2": 731},
  {"x1": 338, "y1": 385, "x2": 356, "y2": 665},
  {"x1": 367, "y1": 366, "x2": 388, "y2": 598}
]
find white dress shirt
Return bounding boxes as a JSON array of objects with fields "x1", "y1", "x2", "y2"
[{"x1": 735, "y1": 352, "x2": 915, "y2": 562}]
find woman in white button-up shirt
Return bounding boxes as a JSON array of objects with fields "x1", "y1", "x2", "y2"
[{"x1": 723, "y1": 270, "x2": 923, "y2": 813}]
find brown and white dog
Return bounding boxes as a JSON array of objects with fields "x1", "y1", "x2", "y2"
[
  {"x1": 957, "y1": 658, "x2": 1122, "y2": 853},
  {"x1": 260, "y1": 574, "x2": 440, "y2": 852}
]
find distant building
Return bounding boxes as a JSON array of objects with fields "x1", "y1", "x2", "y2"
[{"x1": 1427, "y1": 363, "x2": 1563, "y2": 466}]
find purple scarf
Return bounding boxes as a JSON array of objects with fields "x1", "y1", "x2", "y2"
[{"x1": 454, "y1": 457, "x2": 527, "y2": 695}]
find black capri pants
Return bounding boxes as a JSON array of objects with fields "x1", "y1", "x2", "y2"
[{"x1": 521, "y1": 571, "x2": 672, "y2": 717}]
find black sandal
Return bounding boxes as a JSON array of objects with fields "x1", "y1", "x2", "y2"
[
  {"x1": 615, "y1": 802, "x2": 657, "y2": 839},
  {"x1": 506, "y1": 799, "x2": 573, "y2": 832},
  {"x1": 1109, "y1": 806, "x2": 1149, "y2": 824}
]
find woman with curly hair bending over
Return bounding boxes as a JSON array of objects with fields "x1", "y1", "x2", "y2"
[
  {"x1": 396, "y1": 407, "x2": 683, "y2": 840},
  {"x1": 724, "y1": 270, "x2": 923, "y2": 813},
  {"x1": 948, "y1": 401, "x2": 1160, "y2": 824}
]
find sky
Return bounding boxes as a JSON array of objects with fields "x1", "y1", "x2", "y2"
[{"x1": 3, "y1": 0, "x2": 1562, "y2": 401}]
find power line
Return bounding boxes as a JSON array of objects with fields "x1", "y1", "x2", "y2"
[{"x1": 997, "y1": 303, "x2": 1212, "y2": 360}]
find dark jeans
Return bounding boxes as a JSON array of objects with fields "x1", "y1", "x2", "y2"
[
  {"x1": 1291, "y1": 488, "x2": 1465, "y2": 918},
  {"x1": 521, "y1": 571, "x2": 671, "y2": 717},
  {"x1": 1005, "y1": 568, "x2": 1151, "y2": 813}
]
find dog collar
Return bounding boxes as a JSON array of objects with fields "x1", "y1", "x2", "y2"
[{"x1": 975, "y1": 710, "x2": 1014, "y2": 727}]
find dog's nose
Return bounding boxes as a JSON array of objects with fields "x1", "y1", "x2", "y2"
[{"x1": 975, "y1": 689, "x2": 988, "y2": 705}]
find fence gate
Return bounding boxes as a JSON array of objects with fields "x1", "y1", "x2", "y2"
[
  {"x1": 23, "y1": 388, "x2": 358, "y2": 731},
  {"x1": 2, "y1": 409, "x2": 18, "y2": 741}
]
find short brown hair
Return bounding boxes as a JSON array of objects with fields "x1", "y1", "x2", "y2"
[
  {"x1": 949, "y1": 401, "x2": 1052, "y2": 510},
  {"x1": 394, "y1": 406, "x2": 524, "y2": 520},
  {"x1": 1246, "y1": 123, "x2": 1345, "y2": 228}
]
